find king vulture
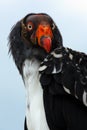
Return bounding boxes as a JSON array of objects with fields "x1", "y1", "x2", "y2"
[{"x1": 9, "y1": 13, "x2": 87, "y2": 130}]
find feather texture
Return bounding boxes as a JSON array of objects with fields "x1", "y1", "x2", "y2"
[
  {"x1": 9, "y1": 13, "x2": 87, "y2": 130},
  {"x1": 39, "y1": 47, "x2": 87, "y2": 106}
]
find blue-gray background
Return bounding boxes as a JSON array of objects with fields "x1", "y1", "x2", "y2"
[{"x1": 0, "y1": 0, "x2": 87, "y2": 130}]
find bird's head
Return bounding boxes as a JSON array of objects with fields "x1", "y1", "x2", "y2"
[
  {"x1": 9, "y1": 13, "x2": 63, "y2": 74},
  {"x1": 21, "y1": 13, "x2": 62, "y2": 52}
]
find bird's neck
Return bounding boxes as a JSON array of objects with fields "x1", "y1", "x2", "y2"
[{"x1": 22, "y1": 59, "x2": 41, "y2": 99}]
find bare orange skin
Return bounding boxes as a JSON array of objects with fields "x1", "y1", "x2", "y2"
[{"x1": 36, "y1": 24, "x2": 53, "y2": 52}]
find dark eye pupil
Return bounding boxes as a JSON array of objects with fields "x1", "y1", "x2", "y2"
[
  {"x1": 52, "y1": 23, "x2": 55, "y2": 30},
  {"x1": 28, "y1": 25, "x2": 32, "y2": 28}
]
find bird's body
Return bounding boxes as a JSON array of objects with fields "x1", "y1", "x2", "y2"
[
  {"x1": 23, "y1": 59, "x2": 49, "y2": 130},
  {"x1": 9, "y1": 13, "x2": 87, "y2": 130}
]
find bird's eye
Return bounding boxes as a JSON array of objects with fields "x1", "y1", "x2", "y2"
[
  {"x1": 27, "y1": 22, "x2": 34, "y2": 31},
  {"x1": 51, "y1": 23, "x2": 56, "y2": 30}
]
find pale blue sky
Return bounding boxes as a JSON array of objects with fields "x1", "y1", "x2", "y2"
[{"x1": 0, "y1": 0, "x2": 87, "y2": 130}]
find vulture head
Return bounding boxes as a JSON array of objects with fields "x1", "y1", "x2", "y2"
[{"x1": 9, "y1": 13, "x2": 62, "y2": 74}]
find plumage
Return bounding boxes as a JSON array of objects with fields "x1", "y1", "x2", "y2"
[
  {"x1": 23, "y1": 59, "x2": 49, "y2": 130},
  {"x1": 9, "y1": 13, "x2": 87, "y2": 130},
  {"x1": 39, "y1": 47, "x2": 87, "y2": 106}
]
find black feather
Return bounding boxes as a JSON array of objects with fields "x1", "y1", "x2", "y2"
[
  {"x1": 9, "y1": 13, "x2": 87, "y2": 130},
  {"x1": 39, "y1": 47, "x2": 87, "y2": 106},
  {"x1": 9, "y1": 21, "x2": 25, "y2": 74}
]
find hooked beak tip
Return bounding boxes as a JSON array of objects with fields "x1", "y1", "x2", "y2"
[{"x1": 40, "y1": 36, "x2": 52, "y2": 53}]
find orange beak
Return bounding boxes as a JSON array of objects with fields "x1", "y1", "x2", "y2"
[{"x1": 36, "y1": 24, "x2": 53, "y2": 53}]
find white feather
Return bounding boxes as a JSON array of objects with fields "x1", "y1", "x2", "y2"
[
  {"x1": 51, "y1": 52, "x2": 62, "y2": 58},
  {"x1": 52, "y1": 66, "x2": 57, "y2": 74},
  {"x1": 23, "y1": 59, "x2": 49, "y2": 130},
  {"x1": 39, "y1": 65, "x2": 47, "y2": 71},
  {"x1": 69, "y1": 53, "x2": 73, "y2": 60},
  {"x1": 63, "y1": 86, "x2": 71, "y2": 94},
  {"x1": 83, "y1": 90, "x2": 87, "y2": 106}
]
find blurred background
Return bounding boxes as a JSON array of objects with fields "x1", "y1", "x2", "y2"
[{"x1": 0, "y1": 0, "x2": 87, "y2": 130}]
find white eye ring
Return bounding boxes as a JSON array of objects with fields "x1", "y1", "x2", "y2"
[
  {"x1": 27, "y1": 24, "x2": 33, "y2": 30},
  {"x1": 52, "y1": 23, "x2": 56, "y2": 30},
  {"x1": 27, "y1": 22, "x2": 34, "y2": 31}
]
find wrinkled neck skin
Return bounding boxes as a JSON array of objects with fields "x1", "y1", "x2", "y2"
[{"x1": 22, "y1": 59, "x2": 49, "y2": 130}]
